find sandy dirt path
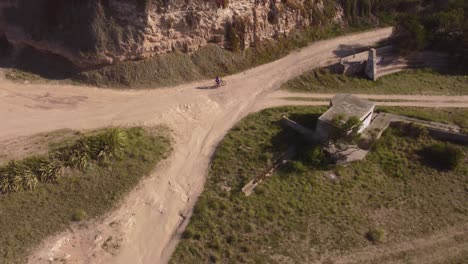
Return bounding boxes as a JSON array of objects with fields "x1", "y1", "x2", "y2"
[
  {"x1": 269, "y1": 91, "x2": 468, "y2": 102},
  {"x1": 316, "y1": 224, "x2": 468, "y2": 264},
  {"x1": 255, "y1": 91, "x2": 468, "y2": 110},
  {"x1": 1, "y1": 27, "x2": 465, "y2": 264}
]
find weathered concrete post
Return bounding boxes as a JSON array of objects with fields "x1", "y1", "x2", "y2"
[{"x1": 365, "y1": 48, "x2": 377, "y2": 81}]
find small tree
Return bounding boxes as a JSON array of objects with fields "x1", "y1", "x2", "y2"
[
  {"x1": 331, "y1": 115, "x2": 363, "y2": 143},
  {"x1": 393, "y1": 14, "x2": 427, "y2": 53}
]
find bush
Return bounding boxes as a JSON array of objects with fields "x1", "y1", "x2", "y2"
[
  {"x1": 394, "y1": 14, "x2": 427, "y2": 53},
  {"x1": 71, "y1": 209, "x2": 88, "y2": 221},
  {"x1": 295, "y1": 145, "x2": 328, "y2": 169},
  {"x1": 366, "y1": 228, "x2": 386, "y2": 244},
  {"x1": 331, "y1": 115, "x2": 363, "y2": 142},
  {"x1": 419, "y1": 143, "x2": 464, "y2": 171},
  {"x1": 181, "y1": 228, "x2": 193, "y2": 239},
  {"x1": 289, "y1": 161, "x2": 307, "y2": 173}
]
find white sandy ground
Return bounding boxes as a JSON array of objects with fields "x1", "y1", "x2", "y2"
[{"x1": 0, "y1": 27, "x2": 467, "y2": 264}]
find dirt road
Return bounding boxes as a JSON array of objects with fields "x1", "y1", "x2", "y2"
[
  {"x1": 1, "y1": 27, "x2": 466, "y2": 264},
  {"x1": 255, "y1": 91, "x2": 468, "y2": 110},
  {"x1": 318, "y1": 224, "x2": 468, "y2": 264}
]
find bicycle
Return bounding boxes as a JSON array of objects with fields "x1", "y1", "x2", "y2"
[{"x1": 215, "y1": 79, "x2": 226, "y2": 88}]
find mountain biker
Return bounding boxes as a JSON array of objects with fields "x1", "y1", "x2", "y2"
[{"x1": 215, "y1": 76, "x2": 221, "y2": 87}]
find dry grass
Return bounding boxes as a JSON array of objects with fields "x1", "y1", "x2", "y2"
[
  {"x1": 282, "y1": 68, "x2": 468, "y2": 95},
  {"x1": 171, "y1": 106, "x2": 468, "y2": 263},
  {"x1": 0, "y1": 126, "x2": 172, "y2": 263}
]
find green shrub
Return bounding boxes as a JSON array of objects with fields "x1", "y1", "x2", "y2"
[
  {"x1": 71, "y1": 210, "x2": 88, "y2": 221},
  {"x1": 331, "y1": 115, "x2": 363, "y2": 142},
  {"x1": 289, "y1": 161, "x2": 307, "y2": 173},
  {"x1": 419, "y1": 143, "x2": 464, "y2": 171},
  {"x1": 181, "y1": 229, "x2": 193, "y2": 239},
  {"x1": 296, "y1": 145, "x2": 328, "y2": 168},
  {"x1": 366, "y1": 228, "x2": 386, "y2": 244}
]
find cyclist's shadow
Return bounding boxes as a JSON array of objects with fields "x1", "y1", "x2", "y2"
[{"x1": 196, "y1": 84, "x2": 218, "y2": 90}]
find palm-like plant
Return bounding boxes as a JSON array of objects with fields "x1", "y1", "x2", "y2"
[
  {"x1": 108, "y1": 128, "x2": 128, "y2": 159},
  {"x1": 90, "y1": 128, "x2": 128, "y2": 163},
  {"x1": 3, "y1": 161, "x2": 21, "y2": 192},
  {"x1": 57, "y1": 137, "x2": 91, "y2": 170},
  {"x1": 0, "y1": 168, "x2": 9, "y2": 193},
  {"x1": 5, "y1": 160, "x2": 39, "y2": 192},
  {"x1": 22, "y1": 172, "x2": 38, "y2": 190},
  {"x1": 38, "y1": 159, "x2": 62, "y2": 183},
  {"x1": 10, "y1": 175, "x2": 23, "y2": 192}
]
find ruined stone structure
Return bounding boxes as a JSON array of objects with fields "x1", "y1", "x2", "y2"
[
  {"x1": 338, "y1": 45, "x2": 450, "y2": 81},
  {"x1": 315, "y1": 94, "x2": 375, "y2": 141},
  {"x1": 281, "y1": 96, "x2": 466, "y2": 165},
  {"x1": 0, "y1": 0, "x2": 343, "y2": 68}
]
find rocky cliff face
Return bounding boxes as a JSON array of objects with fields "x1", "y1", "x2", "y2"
[{"x1": 0, "y1": 0, "x2": 343, "y2": 68}]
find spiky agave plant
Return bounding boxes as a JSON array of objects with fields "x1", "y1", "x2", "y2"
[
  {"x1": 90, "y1": 128, "x2": 128, "y2": 164},
  {"x1": 0, "y1": 167, "x2": 10, "y2": 193},
  {"x1": 23, "y1": 156, "x2": 46, "y2": 175},
  {"x1": 69, "y1": 137, "x2": 91, "y2": 170},
  {"x1": 10, "y1": 175, "x2": 23, "y2": 192},
  {"x1": 2, "y1": 161, "x2": 23, "y2": 192},
  {"x1": 5, "y1": 160, "x2": 39, "y2": 192},
  {"x1": 106, "y1": 128, "x2": 128, "y2": 160},
  {"x1": 41, "y1": 159, "x2": 62, "y2": 183},
  {"x1": 22, "y1": 156, "x2": 61, "y2": 184},
  {"x1": 22, "y1": 171, "x2": 38, "y2": 191}
]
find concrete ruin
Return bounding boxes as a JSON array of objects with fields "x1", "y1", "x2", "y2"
[
  {"x1": 365, "y1": 48, "x2": 377, "y2": 80},
  {"x1": 338, "y1": 46, "x2": 449, "y2": 81},
  {"x1": 281, "y1": 94, "x2": 467, "y2": 165},
  {"x1": 316, "y1": 94, "x2": 375, "y2": 141}
]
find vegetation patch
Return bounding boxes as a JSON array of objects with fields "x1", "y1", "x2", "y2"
[
  {"x1": 0, "y1": 126, "x2": 171, "y2": 263},
  {"x1": 366, "y1": 228, "x2": 386, "y2": 244},
  {"x1": 171, "y1": 106, "x2": 467, "y2": 263},
  {"x1": 282, "y1": 68, "x2": 468, "y2": 95},
  {"x1": 0, "y1": 128, "x2": 129, "y2": 193},
  {"x1": 5, "y1": 69, "x2": 46, "y2": 83},
  {"x1": 418, "y1": 143, "x2": 464, "y2": 171}
]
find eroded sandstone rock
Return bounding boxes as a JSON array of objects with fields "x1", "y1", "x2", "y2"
[{"x1": 0, "y1": 0, "x2": 343, "y2": 68}]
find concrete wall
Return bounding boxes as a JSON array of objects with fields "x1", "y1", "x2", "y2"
[
  {"x1": 281, "y1": 117, "x2": 319, "y2": 144},
  {"x1": 359, "y1": 109, "x2": 374, "y2": 133},
  {"x1": 336, "y1": 46, "x2": 449, "y2": 81},
  {"x1": 427, "y1": 129, "x2": 468, "y2": 145},
  {"x1": 315, "y1": 120, "x2": 336, "y2": 142},
  {"x1": 339, "y1": 50, "x2": 369, "y2": 76},
  {"x1": 365, "y1": 48, "x2": 377, "y2": 80}
]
